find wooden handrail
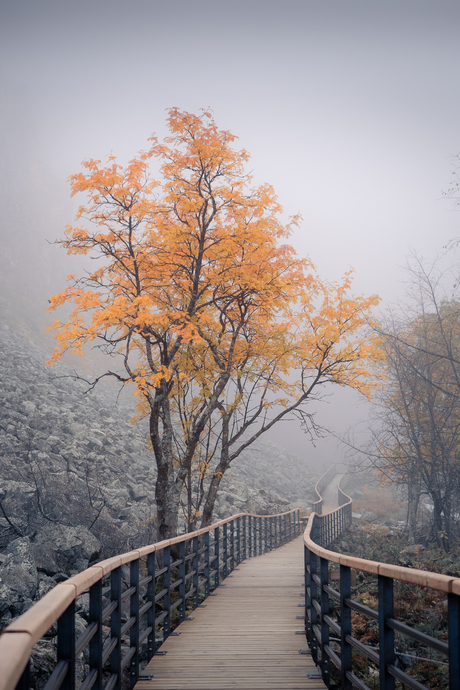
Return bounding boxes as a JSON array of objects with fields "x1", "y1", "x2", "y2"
[
  {"x1": 0, "y1": 508, "x2": 301, "y2": 690},
  {"x1": 311, "y1": 464, "x2": 337, "y2": 515},
  {"x1": 304, "y1": 504, "x2": 459, "y2": 594}
]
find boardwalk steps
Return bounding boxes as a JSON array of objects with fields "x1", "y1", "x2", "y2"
[{"x1": 136, "y1": 536, "x2": 325, "y2": 690}]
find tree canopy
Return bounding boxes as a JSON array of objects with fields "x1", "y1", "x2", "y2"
[{"x1": 48, "y1": 108, "x2": 380, "y2": 538}]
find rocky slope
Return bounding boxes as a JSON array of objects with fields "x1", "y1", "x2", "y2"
[{"x1": 0, "y1": 320, "x2": 318, "y2": 624}]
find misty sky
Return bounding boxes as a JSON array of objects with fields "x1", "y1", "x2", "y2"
[{"x1": 1, "y1": 0, "x2": 460, "y2": 465}]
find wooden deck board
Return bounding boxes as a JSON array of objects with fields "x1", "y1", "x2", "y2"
[{"x1": 135, "y1": 536, "x2": 326, "y2": 690}]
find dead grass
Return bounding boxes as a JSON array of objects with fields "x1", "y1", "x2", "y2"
[{"x1": 352, "y1": 485, "x2": 405, "y2": 519}]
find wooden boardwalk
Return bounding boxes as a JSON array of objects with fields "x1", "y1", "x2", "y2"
[{"x1": 135, "y1": 535, "x2": 325, "y2": 690}]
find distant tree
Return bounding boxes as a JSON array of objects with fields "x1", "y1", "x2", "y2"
[
  {"x1": 48, "y1": 109, "x2": 380, "y2": 538},
  {"x1": 366, "y1": 256, "x2": 460, "y2": 550}
]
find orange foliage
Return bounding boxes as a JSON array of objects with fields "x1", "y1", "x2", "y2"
[{"x1": 47, "y1": 109, "x2": 380, "y2": 535}]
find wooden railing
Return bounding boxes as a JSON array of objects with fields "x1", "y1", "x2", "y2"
[
  {"x1": 0, "y1": 509, "x2": 301, "y2": 690},
  {"x1": 304, "y1": 474, "x2": 460, "y2": 690},
  {"x1": 311, "y1": 464, "x2": 338, "y2": 516}
]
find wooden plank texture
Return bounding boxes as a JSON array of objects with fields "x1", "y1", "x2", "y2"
[{"x1": 135, "y1": 536, "x2": 325, "y2": 690}]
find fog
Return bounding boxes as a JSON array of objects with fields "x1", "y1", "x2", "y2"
[{"x1": 1, "y1": 0, "x2": 459, "y2": 468}]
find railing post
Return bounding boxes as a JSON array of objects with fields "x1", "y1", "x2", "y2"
[
  {"x1": 242, "y1": 515, "x2": 247, "y2": 561},
  {"x1": 378, "y1": 575, "x2": 395, "y2": 690},
  {"x1": 130, "y1": 558, "x2": 140, "y2": 689},
  {"x1": 147, "y1": 552, "x2": 155, "y2": 660},
  {"x1": 192, "y1": 535, "x2": 199, "y2": 608},
  {"x1": 57, "y1": 600, "x2": 76, "y2": 690},
  {"x1": 88, "y1": 579, "x2": 102, "y2": 690},
  {"x1": 320, "y1": 557, "x2": 330, "y2": 687},
  {"x1": 204, "y1": 531, "x2": 210, "y2": 598},
  {"x1": 304, "y1": 544, "x2": 310, "y2": 640},
  {"x1": 248, "y1": 515, "x2": 252, "y2": 558},
  {"x1": 448, "y1": 593, "x2": 460, "y2": 690},
  {"x1": 214, "y1": 526, "x2": 220, "y2": 587},
  {"x1": 309, "y1": 546, "x2": 318, "y2": 665},
  {"x1": 236, "y1": 517, "x2": 241, "y2": 563},
  {"x1": 229, "y1": 519, "x2": 235, "y2": 569},
  {"x1": 163, "y1": 546, "x2": 171, "y2": 641},
  {"x1": 340, "y1": 564, "x2": 352, "y2": 689},
  {"x1": 178, "y1": 540, "x2": 186, "y2": 623},
  {"x1": 223, "y1": 522, "x2": 228, "y2": 578},
  {"x1": 110, "y1": 566, "x2": 122, "y2": 688}
]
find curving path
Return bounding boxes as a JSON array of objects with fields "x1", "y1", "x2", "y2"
[
  {"x1": 135, "y1": 536, "x2": 325, "y2": 690},
  {"x1": 319, "y1": 472, "x2": 343, "y2": 513}
]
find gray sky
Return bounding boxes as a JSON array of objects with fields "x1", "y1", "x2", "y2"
[{"x1": 1, "y1": 0, "x2": 460, "y2": 465}]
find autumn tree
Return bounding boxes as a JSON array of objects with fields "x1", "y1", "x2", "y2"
[
  {"x1": 48, "y1": 109, "x2": 380, "y2": 538},
  {"x1": 366, "y1": 256, "x2": 460, "y2": 550}
]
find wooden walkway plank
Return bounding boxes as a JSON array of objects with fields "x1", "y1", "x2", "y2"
[{"x1": 135, "y1": 536, "x2": 326, "y2": 690}]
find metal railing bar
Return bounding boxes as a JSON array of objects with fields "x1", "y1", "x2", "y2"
[
  {"x1": 154, "y1": 611, "x2": 167, "y2": 626},
  {"x1": 388, "y1": 664, "x2": 430, "y2": 690},
  {"x1": 184, "y1": 571, "x2": 195, "y2": 582},
  {"x1": 42, "y1": 660, "x2": 69, "y2": 690},
  {"x1": 345, "y1": 635, "x2": 379, "y2": 664},
  {"x1": 78, "y1": 669, "x2": 98, "y2": 690},
  {"x1": 185, "y1": 587, "x2": 196, "y2": 600},
  {"x1": 139, "y1": 626, "x2": 153, "y2": 646},
  {"x1": 75, "y1": 621, "x2": 98, "y2": 656},
  {"x1": 139, "y1": 601, "x2": 153, "y2": 618},
  {"x1": 323, "y1": 615, "x2": 340, "y2": 636},
  {"x1": 324, "y1": 643, "x2": 341, "y2": 670},
  {"x1": 346, "y1": 670, "x2": 372, "y2": 690},
  {"x1": 312, "y1": 573, "x2": 321, "y2": 587},
  {"x1": 155, "y1": 565, "x2": 168, "y2": 577},
  {"x1": 121, "y1": 616, "x2": 135, "y2": 636},
  {"x1": 184, "y1": 553, "x2": 195, "y2": 563},
  {"x1": 139, "y1": 575, "x2": 152, "y2": 588},
  {"x1": 170, "y1": 577, "x2": 183, "y2": 591},
  {"x1": 121, "y1": 585, "x2": 136, "y2": 601},
  {"x1": 312, "y1": 599, "x2": 321, "y2": 616},
  {"x1": 102, "y1": 600, "x2": 118, "y2": 622},
  {"x1": 170, "y1": 558, "x2": 184, "y2": 568},
  {"x1": 155, "y1": 588, "x2": 167, "y2": 602},
  {"x1": 386, "y1": 617, "x2": 449, "y2": 654},
  {"x1": 102, "y1": 636, "x2": 118, "y2": 666},
  {"x1": 344, "y1": 597, "x2": 379, "y2": 621},
  {"x1": 312, "y1": 623, "x2": 322, "y2": 644},
  {"x1": 170, "y1": 598, "x2": 183, "y2": 613},
  {"x1": 104, "y1": 674, "x2": 118, "y2": 690},
  {"x1": 323, "y1": 584, "x2": 340, "y2": 601},
  {"x1": 121, "y1": 646, "x2": 136, "y2": 672}
]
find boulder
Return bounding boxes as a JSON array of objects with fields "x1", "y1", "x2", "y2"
[{"x1": 31, "y1": 524, "x2": 101, "y2": 575}]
